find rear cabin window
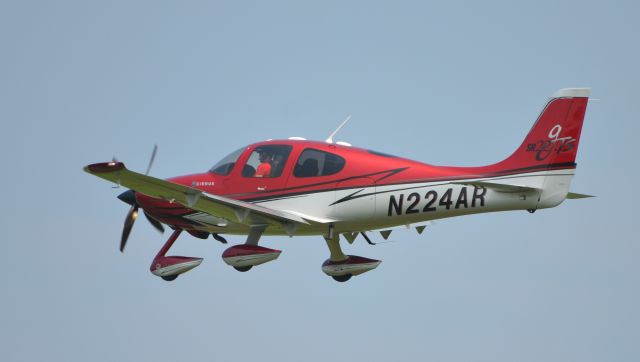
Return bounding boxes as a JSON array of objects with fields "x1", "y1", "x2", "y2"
[{"x1": 293, "y1": 149, "x2": 345, "y2": 178}]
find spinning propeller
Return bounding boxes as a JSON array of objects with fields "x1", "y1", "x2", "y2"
[{"x1": 117, "y1": 145, "x2": 164, "y2": 252}]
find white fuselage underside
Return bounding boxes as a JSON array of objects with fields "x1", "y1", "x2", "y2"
[{"x1": 184, "y1": 169, "x2": 575, "y2": 236}]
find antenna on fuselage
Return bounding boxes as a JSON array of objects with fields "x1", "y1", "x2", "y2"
[{"x1": 325, "y1": 115, "x2": 351, "y2": 144}]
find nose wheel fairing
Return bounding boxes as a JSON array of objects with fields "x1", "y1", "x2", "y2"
[
  {"x1": 150, "y1": 229, "x2": 203, "y2": 281},
  {"x1": 151, "y1": 257, "x2": 203, "y2": 279}
]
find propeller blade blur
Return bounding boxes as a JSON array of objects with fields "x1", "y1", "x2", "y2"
[
  {"x1": 120, "y1": 205, "x2": 138, "y2": 252},
  {"x1": 145, "y1": 144, "x2": 158, "y2": 175},
  {"x1": 144, "y1": 211, "x2": 165, "y2": 233}
]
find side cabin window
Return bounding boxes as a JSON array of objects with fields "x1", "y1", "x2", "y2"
[
  {"x1": 242, "y1": 145, "x2": 292, "y2": 178},
  {"x1": 293, "y1": 149, "x2": 346, "y2": 178}
]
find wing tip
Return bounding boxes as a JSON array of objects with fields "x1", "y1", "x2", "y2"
[{"x1": 84, "y1": 162, "x2": 125, "y2": 174}]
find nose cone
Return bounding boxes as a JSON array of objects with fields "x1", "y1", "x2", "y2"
[{"x1": 117, "y1": 189, "x2": 137, "y2": 206}]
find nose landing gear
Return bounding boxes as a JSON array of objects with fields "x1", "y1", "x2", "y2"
[{"x1": 150, "y1": 229, "x2": 203, "y2": 281}]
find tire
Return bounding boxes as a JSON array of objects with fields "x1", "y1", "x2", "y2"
[{"x1": 332, "y1": 274, "x2": 352, "y2": 282}]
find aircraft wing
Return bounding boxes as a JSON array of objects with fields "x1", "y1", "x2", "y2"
[{"x1": 84, "y1": 162, "x2": 310, "y2": 231}]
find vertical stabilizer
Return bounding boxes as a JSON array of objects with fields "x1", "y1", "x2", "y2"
[
  {"x1": 478, "y1": 88, "x2": 591, "y2": 209},
  {"x1": 492, "y1": 88, "x2": 590, "y2": 172}
]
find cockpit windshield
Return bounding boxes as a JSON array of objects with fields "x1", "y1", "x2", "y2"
[{"x1": 209, "y1": 146, "x2": 246, "y2": 175}]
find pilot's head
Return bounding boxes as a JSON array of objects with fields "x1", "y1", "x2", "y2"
[{"x1": 258, "y1": 150, "x2": 272, "y2": 163}]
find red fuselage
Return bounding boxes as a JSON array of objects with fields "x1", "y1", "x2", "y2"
[{"x1": 135, "y1": 138, "x2": 577, "y2": 232}]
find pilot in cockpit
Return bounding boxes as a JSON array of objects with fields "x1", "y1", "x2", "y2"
[{"x1": 254, "y1": 150, "x2": 273, "y2": 178}]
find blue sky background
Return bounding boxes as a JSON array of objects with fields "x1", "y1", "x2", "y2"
[{"x1": 1, "y1": 1, "x2": 638, "y2": 361}]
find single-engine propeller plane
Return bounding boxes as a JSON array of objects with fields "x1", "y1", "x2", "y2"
[{"x1": 85, "y1": 88, "x2": 593, "y2": 282}]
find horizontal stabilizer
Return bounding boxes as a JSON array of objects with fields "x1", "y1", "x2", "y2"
[
  {"x1": 451, "y1": 181, "x2": 540, "y2": 193},
  {"x1": 566, "y1": 192, "x2": 595, "y2": 199}
]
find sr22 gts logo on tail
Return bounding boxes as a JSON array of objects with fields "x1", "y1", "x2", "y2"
[
  {"x1": 526, "y1": 124, "x2": 576, "y2": 161},
  {"x1": 388, "y1": 186, "x2": 486, "y2": 216}
]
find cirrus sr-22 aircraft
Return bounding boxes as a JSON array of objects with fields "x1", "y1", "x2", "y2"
[{"x1": 85, "y1": 88, "x2": 593, "y2": 282}]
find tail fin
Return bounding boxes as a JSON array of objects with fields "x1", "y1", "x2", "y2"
[
  {"x1": 493, "y1": 88, "x2": 591, "y2": 172},
  {"x1": 486, "y1": 88, "x2": 591, "y2": 209}
]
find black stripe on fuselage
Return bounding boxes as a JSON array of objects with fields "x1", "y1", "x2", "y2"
[
  {"x1": 230, "y1": 167, "x2": 409, "y2": 201},
  {"x1": 331, "y1": 170, "x2": 575, "y2": 205},
  {"x1": 247, "y1": 162, "x2": 576, "y2": 204}
]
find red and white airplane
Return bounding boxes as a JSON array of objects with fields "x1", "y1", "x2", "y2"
[{"x1": 85, "y1": 88, "x2": 593, "y2": 282}]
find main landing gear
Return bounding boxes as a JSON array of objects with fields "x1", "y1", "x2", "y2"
[
  {"x1": 221, "y1": 225, "x2": 282, "y2": 272},
  {"x1": 322, "y1": 226, "x2": 381, "y2": 283},
  {"x1": 149, "y1": 229, "x2": 203, "y2": 281}
]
